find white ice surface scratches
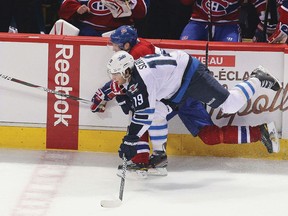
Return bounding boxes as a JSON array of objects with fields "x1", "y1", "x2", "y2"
[
  {"x1": 10, "y1": 151, "x2": 74, "y2": 216},
  {"x1": 1, "y1": 150, "x2": 288, "y2": 216}
]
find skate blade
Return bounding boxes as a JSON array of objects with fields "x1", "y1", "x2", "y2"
[
  {"x1": 116, "y1": 168, "x2": 168, "y2": 178},
  {"x1": 117, "y1": 169, "x2": 148, "y2": 179},
  {"x1": 148, "y1": 167, "x2": 168, "y2": 176}
]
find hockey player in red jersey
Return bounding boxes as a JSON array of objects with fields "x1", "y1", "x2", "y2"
[
  {"x1": 58, "y1": 0, "x2": 148, "y2": 36},
  {"x1": 180, "y1": 0, "x2": 266, "y2": 42},
  {"x1": 91, "y1": 25, "x2": 280, "y2": 178},
  {"x1": 268, "y1": 0, "x2": 288, "y2": 43}
]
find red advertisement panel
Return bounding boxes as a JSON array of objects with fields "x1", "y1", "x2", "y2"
[
  {"x1": 193, "y1": 55, "x2": 236, "y2": 67},
  {"x1": 47, "y1": 43, "x2": 80, "y2": 150}
]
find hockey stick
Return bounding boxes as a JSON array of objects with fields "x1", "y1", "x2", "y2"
[
  {"x1": 262, "y1": 0, "x2": 270, "y2": 42},
  {"x1": 0, "y1": 73, "x2": 92, "y2": 105},
  {"x1": 100, "y1": 155, "x2": 127, "y2": 208},
  {"x1": 207, "y1": 0, "x2": 212, "y2": 44},
  {"x1": 204, "y1": 0, "x2": 212, "y2": 110}
]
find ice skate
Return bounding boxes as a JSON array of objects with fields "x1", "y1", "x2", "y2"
[
  {"x1": 117, "y1": 161, "x2": 148, "y2": 179},
  {"x1": 250, "y1": 65, "x2": 282, "y2": 91},
  {"x1": 260, "y1": 122, "x2": 280, "y2": 153},
  {"x1": 148, "y1": 151, "x2": 168, "y2": 176}
]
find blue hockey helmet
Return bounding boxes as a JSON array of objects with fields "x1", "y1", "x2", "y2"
[{"x1": 110, "y1": 25, "x2": 138, "y2": 49}]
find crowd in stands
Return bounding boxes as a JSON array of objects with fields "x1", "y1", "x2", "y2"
[{"x1": 0, "y1": 0, "x2": 287, "y2": 43}]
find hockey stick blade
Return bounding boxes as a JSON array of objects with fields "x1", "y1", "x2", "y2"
[
  {"x1": 0, "y1": 73, "x2": 92, "y2": 105},
  {"x1": 100, "y1": 199, "x2": 122, "y2": 208}
]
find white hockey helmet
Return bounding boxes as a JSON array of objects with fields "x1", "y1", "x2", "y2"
[{"x1": 107, "y1": 51, "x2": 134, "y2": 78}]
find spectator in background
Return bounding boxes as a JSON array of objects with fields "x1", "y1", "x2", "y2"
[
  {"x1": 135, "y1": 0, "x2": 192, "y2": 39},
  {"x1": 252, "y1": 0, "x2": 278, "y2": 42},
  {"x1": 239, "y1": 2, "x2": 260, "y2": 40},
  {"x1": 41, "y1": 0, "x2": 62, "y2": 33},
  {"x1": 266, "y1": 0, "x2": 288, "y2": 43},
  {"x1": 0, "y1": 0, "x2": 44, "y2": 33},
  {"x1": 179, "y1": 0, "x2": 266, "y2": 42},
  {"x1": 58, "y1": 0, "x2": 148, "y2": 36}
]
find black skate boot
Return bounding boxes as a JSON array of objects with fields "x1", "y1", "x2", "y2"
[
  {"x1": 250, "y1": 65, "x2": 282, "y2": 91},
  {"x1": 149, "y1": 151, "x2": 168, "y2": 168},
  {"x1": 117, "y1": 161, "x2": 148, "y2": 178},
  {"x1": 260, "y1": 122, "x2": 280, "y2": 153},
  {"x1": 148, "y1": 151, "x2": 168, "y2": 176}
]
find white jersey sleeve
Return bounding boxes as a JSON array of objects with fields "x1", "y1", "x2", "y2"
[{"x1": 126, "y1": 50, "x2": 190, "y2": 140}]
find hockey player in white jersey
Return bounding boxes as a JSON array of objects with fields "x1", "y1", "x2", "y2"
[{"x1": 106, "y1": 50, "x2": 282, "y2": 163}]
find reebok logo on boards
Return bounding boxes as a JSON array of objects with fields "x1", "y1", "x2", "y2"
[{"x1": 53, "y1": 44, "x2": 73, "y2": 126}]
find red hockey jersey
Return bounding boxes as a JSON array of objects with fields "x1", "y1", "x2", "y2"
[
  {"x1": 59, "y1": 0, "x2": 147, "y2": 31},
  {"x1": 130, "y1": 38, "x2": 158, "y2": 59},
  {"x1": 180, "y1": 0, "x2": 266, "y2": 24}
]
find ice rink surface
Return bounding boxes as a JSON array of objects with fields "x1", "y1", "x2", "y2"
[{"x1": 1, "y1": 148, "x2": 288, "y2": 216}]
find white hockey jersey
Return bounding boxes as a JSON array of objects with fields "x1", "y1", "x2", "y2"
[{"x1": 125, "y1": 50, "x2": 192, "y2": 140}]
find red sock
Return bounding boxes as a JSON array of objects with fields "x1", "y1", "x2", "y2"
[{"x1": 198, "y1": 125, "x2": 261, "y2": 145}]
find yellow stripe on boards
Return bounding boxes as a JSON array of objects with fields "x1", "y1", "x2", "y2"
[
  {"x1": 0, "y1": 126, "x2": 288, "y2": 160},
  {"x1": 0, "y1": 126, "x2": 46, "y2": 150}
]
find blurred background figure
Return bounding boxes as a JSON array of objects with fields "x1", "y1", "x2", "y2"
[
  {"x1": 0, "y1": 0, "x2": 45, "y2": 33},
  {"x1": 266, "y1": 0, "x2": 288, "y2": 43},
  {"x1": 41, "y1": 0, "x2": 62, "y2": 33},
  {"x1": 135, "y1": 0, "x2": 192, "y2": 39},
  {"x1": 58, "y1": 0, "x2": 148, "y2": 36},
  {"x1": 179, "y1": 0, "x2": 266, "y2": 42}
]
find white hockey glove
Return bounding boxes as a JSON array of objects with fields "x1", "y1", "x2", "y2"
[
  {"x1": 101, "y1": 0, "x2": 136, "y2": 18},
  {"x1": 268, "y1": 22, "x2": 288, "y2": 43},
  {"x1": 268, "y1": 5, "x2": 288, "y2": 43}
]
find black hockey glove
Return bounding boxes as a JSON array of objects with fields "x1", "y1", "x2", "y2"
[{"x1": 118, "y1": 135, "x2": 139, "y2": 161}]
